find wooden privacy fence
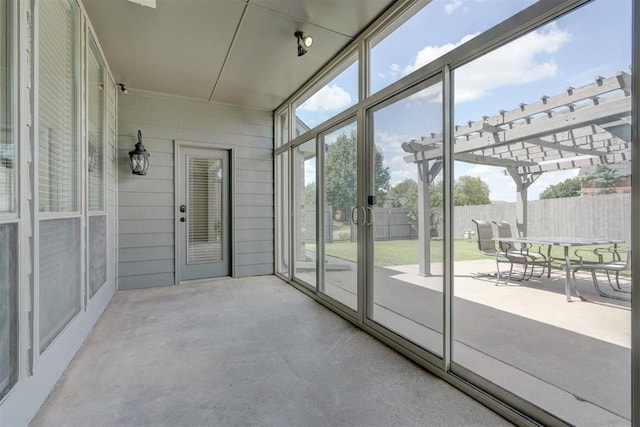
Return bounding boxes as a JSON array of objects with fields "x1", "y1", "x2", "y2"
[
  {"x1": 348, "y1": 207, "x2": 418, "y2": 241},
  {"x1": 304, "y1": 193, "x2": 630, "y2": 243},
  {"x1": 370, "y1": 207, "x2": 418, "y2": 241},
  {"x1": 455, "y1": 193, "x2": 631, "y2": 242},
  {"x1": 304, "y1": 207, "x2": 333, "y2": 243}
]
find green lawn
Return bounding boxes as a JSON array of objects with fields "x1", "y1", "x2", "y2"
[
  {"x1": 307, "y1": 239, "x2": 625, "y2": 268},
  {"x1": 308, "y1": 239, "x2": 483, "y2": 267}
]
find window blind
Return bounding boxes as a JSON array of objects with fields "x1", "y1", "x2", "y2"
[
  {"x1": 88, "y1": 215, "x2": 106, "y2": 297},
  {"x1": 37, "y1": 0, "x2": 81, "y2": 354},
  {"x1": 38, "y1": 0, "x2": 77, "y2": 213},
  {"x1": 87, "y1": 35, "x2": 104, "y2": 212},
  {"x1": 187, "y1": 157, "x2": 223, "y2": 264},
  {"x1": 0, "y1": 0, "x2": 15, "y2": 214},
  {"x1": 0, "y1": 223, "x2": 18, "y2": 401},
  {"x1": 39, "y1": 218, "x2": 81, "y2": 353}
]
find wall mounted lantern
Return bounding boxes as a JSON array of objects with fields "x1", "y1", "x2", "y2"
[
  {"x1": 295, "y1": 31, "x2": 313, "y2": 56},
  {"x1": 128, "y1": 130, "x2": 150, "y2": 175}
]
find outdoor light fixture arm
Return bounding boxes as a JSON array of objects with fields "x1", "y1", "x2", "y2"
[{"x1": 295, "y1": 31, "x2": 312, "y2": 56}]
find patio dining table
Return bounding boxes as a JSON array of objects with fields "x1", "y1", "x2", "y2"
[{"x1": 493, "y1": 236, "x2": 623, "y2": 302}]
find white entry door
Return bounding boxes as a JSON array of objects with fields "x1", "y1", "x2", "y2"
[{"x1": 177, "y1": 146, "x2": 230, "y2": 281}]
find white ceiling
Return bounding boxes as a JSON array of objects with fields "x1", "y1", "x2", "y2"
[{"x1": 83, "y1": 0, "x2": 396, "y2": 111}]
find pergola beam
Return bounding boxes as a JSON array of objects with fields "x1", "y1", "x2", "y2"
[
  {"x1": 404, "y1": 96, "x2": 630, "y2": 162},
  {"x1": 453, "y1": 153, "x2": 534, "y2": 168},
  {"x1": 452, "y1": 72, "x2": 631, "y2": 137},
  {"x1": 524, "y1": 137, "x2": 606, "y2": 157},
  {"x1": 512, "y1": 151, "x2": 631, "y2": 175}
]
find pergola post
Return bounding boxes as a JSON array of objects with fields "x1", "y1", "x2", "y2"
[
  {"x1": 416, "y1": 160, "x2": 442, "y2": 276},
  {"x1": 506, "y1": 167, "x2": 540, "y2": 237},
  {"x1": 417, "y1": 162, "x2": 430, "y2": 276}
]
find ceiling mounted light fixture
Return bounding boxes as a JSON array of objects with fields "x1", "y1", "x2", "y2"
[
  {"x1": 118, "y1": 83, "x2": 129, "y2": 94},
  {"x1": 295, "y1": 31, "x2": 313, "y2": 57},
  {"x1": 127, "y1": 0, "x2": 156, "y2": 8}
]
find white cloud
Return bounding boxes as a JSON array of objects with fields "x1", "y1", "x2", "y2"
[
  {"x1": 374, "y1": 130, "x2": 410, "y2": 148},
  {"x1": 444, "y1": 0, "x2": 482, "y2": 14},
  {"x1": 403, "y1": 23, "x2": 571, "y2": 103},
  {"x1": 404, "y1": 33, "x2": 479, "y2": 75},
  {"x1": 407, "y1": 82, "x2": 444, "y2": 104},
  {"x1": 298, "y1": 84, "x2": 352, "y2": 112},
  {"x1": 378, "y1": 72, "x2": 385, "y2": 78},
  {"x1": 455, "y1": 23, "x2": 570, "y2": 102},
  {"x1": 374, "y1": 131, "x2": 418, "y2": 186},
  {"x1": 444, "y1": 0, "x2": 463, "y2": 14},
  {"x1": 390, "y1": 63, "x2": 401, "y2": 76},
  {"x1": 304, "y1": 161, "x2": 316, "y2": 186}
]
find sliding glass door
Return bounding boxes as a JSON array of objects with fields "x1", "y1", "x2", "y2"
[
  {"x1": 292, "y1": 139, "x2": 317, "y2": 289},
  {"x1": 451, "y1": 1, "x2": 632, "y2": 424},
  {"x1": 367, "y1": 77, "x2": 444, "y2": 357},
  {"x1": 318, "y1": 120, "x2": 359, "y2": 311}
]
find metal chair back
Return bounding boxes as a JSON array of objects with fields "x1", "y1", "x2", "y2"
[
  {"x1": 492, "y1": 220, "x2": 513, "y2": 251},
  {"x1": 472, "y1": 219, "x2": 497, "y2": 255}
]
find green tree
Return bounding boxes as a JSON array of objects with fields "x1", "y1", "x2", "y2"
[
  {"x1": 539, "y1": 177, "x2": 581, "y2": 199},
  {"x1": 325, "y1": 131, "x2": 390, "y2": 218},
  {"x1": 454, "y1": 176, "x2": 490, "y2": 205},
  {"x1": 388, "y1": 178, "x2": 442, "y2": 234},
  {"x1": 428, "y1": 180, "x2": 444, "y2": 235},
  {"x1": 586, "y1": 165, "x2": 623, "y2": 194},
  {"x1": 388, "y1": 179, "x2": 417, "y2": 208},
  {"x1": 303, "y1": 182, "x2": 316, "y2": 207},
  {"x1": 388, "y1": 179, "x2": 419, "y2": 230}
]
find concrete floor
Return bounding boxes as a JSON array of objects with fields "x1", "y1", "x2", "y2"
[{"x1": 31, "y1": 275, "x2": 512, "y2": 427}]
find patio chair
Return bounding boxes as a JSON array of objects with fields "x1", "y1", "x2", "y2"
[
  {"x1": 492, "y1": 220, "x2": 547, "y2": 278},
  {"x1": 471, "y1": 219, "x2": 528, "y2": 285},
  {"x1": 572, "y1": 247, "x2": 631, "y2": 301}
]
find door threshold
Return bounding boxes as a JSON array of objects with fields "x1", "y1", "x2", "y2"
[{"x1": 178, "y1": 276, "x2": 232, "y2": 285}]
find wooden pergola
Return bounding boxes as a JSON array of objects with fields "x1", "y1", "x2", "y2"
[{"x1": 403, "y1": 71, "x2": 632, "y2": 276}]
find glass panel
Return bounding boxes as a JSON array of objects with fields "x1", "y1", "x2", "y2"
[
  {"x1": 452, "y1": 1, "x2": 632, "y2": 424},
  {"x1": 0, "y1": 0, "x2": 15, "y2": 214},
  {"x1": 369, "y1": 80, "x2": 444, "y2": 355},
  {"x1": 0, "y1": 223, "x2": 18, "y2": 401},
  {"x1": 39, "y1": 217, "x2": 81, "y2": 353},
  {"x1": 187, "y1": 157, "x2": 223, "y2": 264},
  {"x1": 320, "y1": 121, "x2": 358, "y2": 310},
  {"x1": 38, "y1": 0, "x2": 79, "y2": 213},
  {"x1": 276, "y1": 151, "x2": 290, "y2": 277},
  {"x1": 88, "y1": 215, "x2": 107, "y2": 298},
  {"x1": 275, "y1": 110, "x2": 288, "y2": 148},
  {"x1": 292, "y1": 139, "x2": 316, "y2": 288},
  {"x1": 369, "y1": 0, "x2": 536, "y2": 95},
  {"x1": 87, "y1": 34, "x2": 104, "y2": 212},
  {"x1": 295, "y1": 54, "x2": 358, "y2": 131}
]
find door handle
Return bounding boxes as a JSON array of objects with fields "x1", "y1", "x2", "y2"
[
  {"x1": 351, "y1": 207, "x2": 366, "y2": 225},
  {"x1": 366, "y1": 207, "x2": 374, "y2": 226}
]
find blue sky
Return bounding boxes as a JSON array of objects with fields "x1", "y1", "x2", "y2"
[{"x1": 296, "y1": 0, "x2": 632, "y2": 202}]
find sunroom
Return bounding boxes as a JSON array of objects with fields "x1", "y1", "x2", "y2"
[{"x1": 0, "y1": 0, "x2": 638, "y2": 426}]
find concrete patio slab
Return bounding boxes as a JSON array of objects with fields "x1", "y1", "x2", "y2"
[{"x1": 31, "y1": 276, "x2": 512, "y2": 427}]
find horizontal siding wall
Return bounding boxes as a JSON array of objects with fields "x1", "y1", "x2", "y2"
[{"x1": 118, "y1": 90, "x2": 273, "y2": 289}]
